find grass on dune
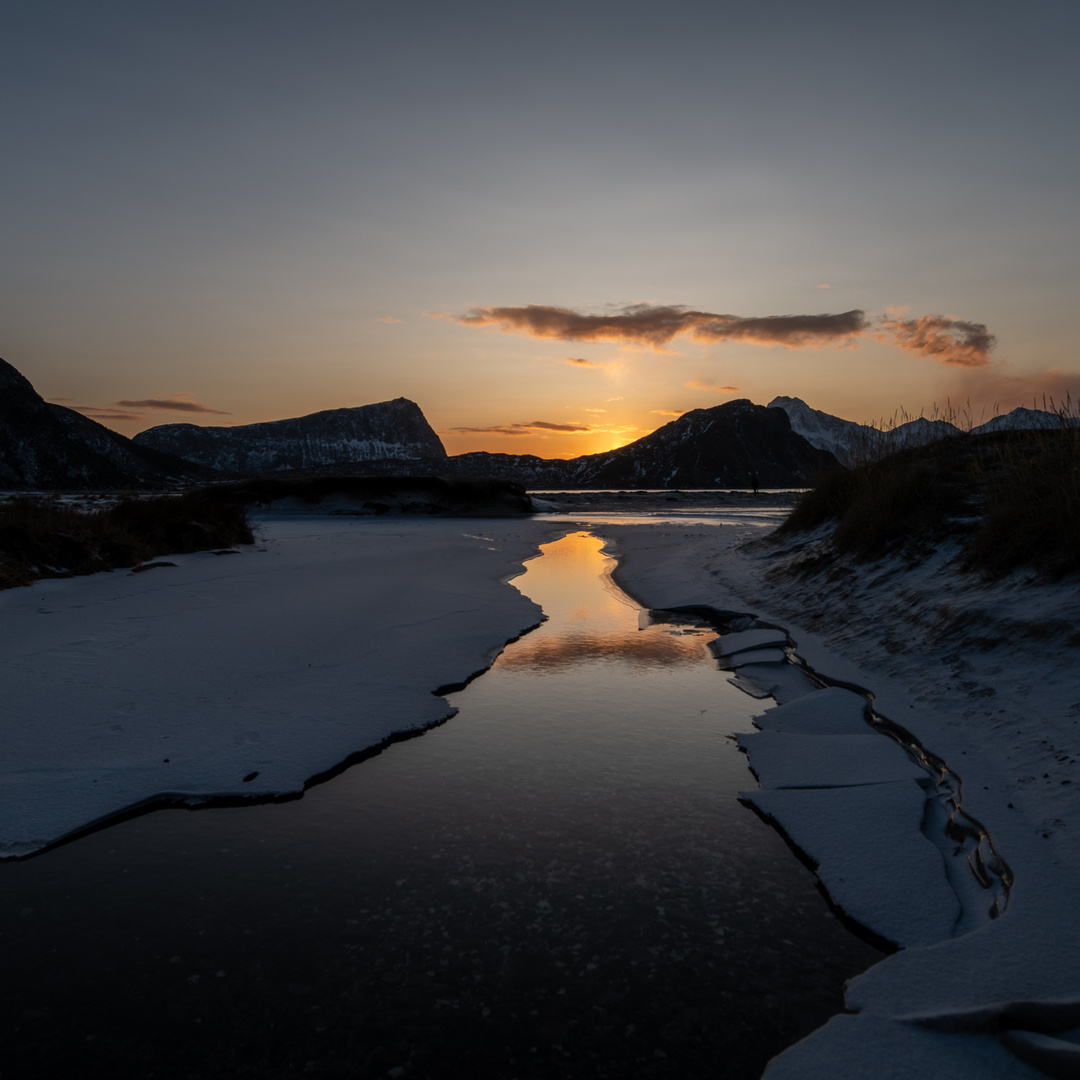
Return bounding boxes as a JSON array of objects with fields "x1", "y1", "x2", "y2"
[{"x1": 778, "y1": 407, "x2": 1080, "y2": 580}]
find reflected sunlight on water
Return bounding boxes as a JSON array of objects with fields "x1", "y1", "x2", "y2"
[{"x1": 499, "y1": 532, "x2": 707, "y2": 672}]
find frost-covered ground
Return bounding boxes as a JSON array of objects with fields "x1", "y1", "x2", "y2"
[
  {"x1": 595, "y1": 520, "x2": 1080, "y2": 1079},
  {"x1": 0, "y1": 515, "x2": 565, "y2": 857}
]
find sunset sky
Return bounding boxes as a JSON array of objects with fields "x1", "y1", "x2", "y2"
[{"x1": 4, "y1": 1, "x2": 1079, "y2": 457}]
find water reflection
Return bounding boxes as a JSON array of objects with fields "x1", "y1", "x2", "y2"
[
  {"x1": 0, "y1": 528, "x2": 882, "y2": 1080},
  {"x1": 499, "y1": 532, "x2": 706, "y2": 672}
]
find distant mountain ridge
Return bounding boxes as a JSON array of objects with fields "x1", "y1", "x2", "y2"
[
  {"x1": 442, "y1": 399, "x2": 838, "y2": 488},
  {"x1": 133, "y1": 399, "x2": 446, "y2": 475},
  {"x1": 767, "y1": 396, "x2": 1074, "y2": 465},
  {"x1": 135, "y1": 396, "x2": 837, "y2": 488},
  {"x1": 0, "y1": 358, "x2": 217, "y2": 490}
]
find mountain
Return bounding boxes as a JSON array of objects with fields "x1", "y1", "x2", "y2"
[
  {"x1": 970, "y1": 406, "x2": 1073, "y2": 434},
  {"x1": 765, "y1": 396, "x2": 870, "y2": 465},
  {"x1": 767, "y1": 396, "x2": 1073, "y2": 465},
  {"x1": 133, "y1": 399, "x2": 446, "y2": 475},
  {"x1": 444, "y1": 399, "x2": 839, "y2": 488},
  {"x1": 0, "y1": 358, "x2": 218, "y2": 490}
]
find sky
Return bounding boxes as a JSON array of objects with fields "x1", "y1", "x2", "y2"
[{"x1": 3, "y1": 0, "x2": 1079, "y2": 457}]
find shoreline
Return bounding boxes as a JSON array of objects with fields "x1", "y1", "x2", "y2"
[{"x1": 595, "y1": 520, "x2": 1080, "y2": 1078}]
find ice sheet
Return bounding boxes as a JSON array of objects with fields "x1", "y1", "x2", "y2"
[
  {"x1": 753, "y1": 686, "x2": 873, "y2": 735},
  {"x1": 0, "y1": 516, "x2": 565, "y2": 856},
  {"x1": 743, "y1": 782, "x2": 962, "y2": 947},
  {"x1": 737, "y1": 730, "x2": 927, "y2": 788},
  {"x1": 713, "y1": 628, "x2": 789, "y2": 655}
]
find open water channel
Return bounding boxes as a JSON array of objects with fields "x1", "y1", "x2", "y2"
[{"x1": 0, "y1": 530, "x2": 881, "y2": 1080}]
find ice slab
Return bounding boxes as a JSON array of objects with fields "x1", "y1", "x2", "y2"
[
  {"x1": 1001, "y1": 1028, "x2": 1080, "y2": 1076},
  {"x1": 717, "y1": 647, "x2": 788, "y2": 668},
  {"x1": 753, "y1": 686, "x2": 871, "y2": 735},
  {"x1": 762, "y1": 1014, "x2": 1044, "y2": 1080},
  {"x1": 737, "y1": 731, "x2": 927, "y2": 788},
  {"x1": 728, "y1": 663, "x2": 819, "y2": 704},
  {"x1": 711, "y1": 628, "x2": 789, "y2": 655},
  {"x1": 0, "y1": 517, "x2": 560, "y2": 856},
  {"x1": 743, "y1": 781, "x2": 961, "y2": 947}
]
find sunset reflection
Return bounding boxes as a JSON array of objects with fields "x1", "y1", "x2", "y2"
[{"x1": 501, "y1": 531, "x2": 712, "y2": 673}]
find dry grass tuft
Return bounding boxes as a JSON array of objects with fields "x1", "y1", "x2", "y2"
[
  {"x1": 0, "y1": 491, "x2": 253, "y2": 590},
  {"x1": 779, "y1": 400, "x2": 1080, "y2": 579}
]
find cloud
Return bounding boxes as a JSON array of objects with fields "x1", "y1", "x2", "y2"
[
  {"x1": 447, "y1": 419, "x2": 592, "y2": 436},
  {"x1": 650, "y1": 409, "x2": 686, "y2": 416},
  {"x1": 876, "y1": 313, "x2": 995, "y2": 368},
  {"x1": 582, "y1": 408, "x2": 607, "y2": 414},
  {"x1": 443, "y1": 303, "x2": 868, "y2": 350},
  {"x1": 71, "y1": 407, "x2": 145, "y2": 422},
  {"x1": 606, "y1": 396, "x2": 624, "y2": 401},
  {"x1": 443, "y1": 301, "x2": 998, "y2": 366},
  {"x1": 564, "y1": 356, "x2": 614, "y2": 369},
  {"x1": 686, "y1": 380, "x2": 739, "y2": 392},
  {"x1": 376, "y1": 316, "x2": 403, "y2": 324},
  {"x1": 114, "y1": 393, "x2": 230, "y2": 415},
  {"x1": 816, "y1": 284, "x2": 833, "y2": 290}
]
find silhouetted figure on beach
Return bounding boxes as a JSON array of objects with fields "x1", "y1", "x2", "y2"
[{"x1": 751, "y1": 472, "x2": 759, "y2": 495}]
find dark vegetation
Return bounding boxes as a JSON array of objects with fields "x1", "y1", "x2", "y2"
[
  {"x1": 210, "y1": 474, "x2": 533, "y2": 515},
  {"x1": 0, "y1": 475, "x2": 531, "y2": 590},
  {"x1": 0, "y1": 490, "x2": 253, "y2": 590},
  {"x1": 778, "y1": 418, "x2": 1080, "y2": 579}
]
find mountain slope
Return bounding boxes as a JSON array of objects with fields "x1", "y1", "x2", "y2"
[
  {"x1": 447, "y1": 399, "x2": 839, "y2": 488},
  {"x1": 0, "y1": 358, "x2": 218, "y2": 490},
  {"x1": 134, "y1": 399, "x2": 446, "y2": 475}
]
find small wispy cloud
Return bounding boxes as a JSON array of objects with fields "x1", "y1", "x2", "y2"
[
  {"x1": 650, "y1": 408, "x2": 687, "y2": 416},
  {"x1": 564, "y1": 356, "x2": 615, "y2": 369},
  {"x1": 686, "y1": 381, "x2": 739, "y2": 392},
  {"x1": 71, "y1": 407, "x2": 145, "y2": 422},
  {"x1": 376, "y1": 316, "x2": 403, "y2": 324},
  {"x1": 447, "y1": 419, "x2": 592, "y2": 436},
  {"x1": 816, "y1": 283, "x2": 833, "y2": 290},
  {"x1": 113, "y1": 393, "x2": 230, "y2": 415},
  {"x1": 582, "y1": 408, "x2": 607, "y2": 414}
]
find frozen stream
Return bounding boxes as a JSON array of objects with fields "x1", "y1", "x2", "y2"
[{"x1": 0, "y1": 530, "x2": 881, "y2": 1079}]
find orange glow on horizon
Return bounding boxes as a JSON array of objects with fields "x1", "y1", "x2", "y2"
[{"x1": 440, "y1": 427, "x2": 641, "y2": 459}]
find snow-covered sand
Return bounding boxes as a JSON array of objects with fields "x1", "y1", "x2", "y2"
[
  {"x1": 594, "y1": 520, "x2": 1080, "y2": 1078},
  {"x1": 0, "y1": 515, "x2": 566, "y2": 857}
]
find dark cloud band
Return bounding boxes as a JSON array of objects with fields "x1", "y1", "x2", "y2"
[
  {"x1": 443, "y1": 303, "x2": 995, "y2": 366},
  {"x1": 115, "y1": 397, "x2": 230, "y2": 414}
]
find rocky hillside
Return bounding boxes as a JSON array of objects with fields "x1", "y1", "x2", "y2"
[
  {"x1": 134, "y1": 399, "x2": 446, "y2": 475},
  {"x1": 446, "y1": 399, "x2": 838, "y2": 487},
  {"x1": 0, "y1": 358, "x2": 217, "y2": 490}
]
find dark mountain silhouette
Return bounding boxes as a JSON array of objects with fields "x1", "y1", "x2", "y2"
[
  {"x1": 133, "y1": 400, "x2": 447, "y2": 475},
  {"x1": 0, "y1": 358, "x2": 218, "y2": 490}
]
